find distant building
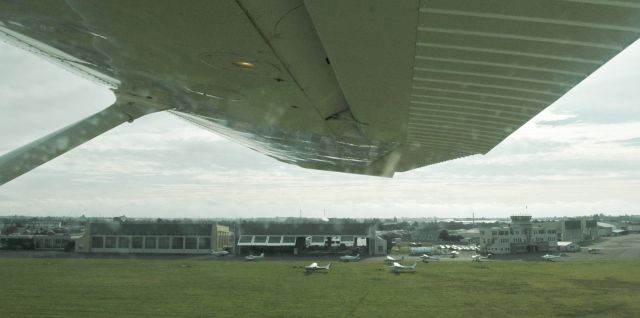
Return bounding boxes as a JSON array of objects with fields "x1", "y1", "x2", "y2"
[
  {"x1": 451, "y1": 228, "x2": 481, "y2": 245},
  {"x1": 612, "y1": 229, "x2": 629, "y2": 236},
  {"x1": 560, "y1": 219, "x2": 599, "y2": 242},
  {"x1": 620, "y1": 221, "x2": 640, "y2": 233},
  {"x1": 479, "y1": 215, "x2": 558, "y2": 254},
  {"x1": 0, "y1": 234, "x2": 72, "y2": 250},
  {"x1": 74, "y1": 222, "x2": 233, "y2": 254},
  {"x1": 597, "y1": 222, "x2": 615, "y2": 237},
  {"x1": 556, "y1": 241, "x2": 579, "y2": 252},
  {"x1": 410, "y1": 229, "x2": 440, "y2": 242},
  {"x1": 235, "y1": 221, "x2": 385, "y2": 255}
]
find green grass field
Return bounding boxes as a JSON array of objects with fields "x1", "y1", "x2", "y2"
[{"x1": 1, "y1": 258, "x2": 639, "y2": 317}]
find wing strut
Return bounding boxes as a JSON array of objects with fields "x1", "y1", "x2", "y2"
[{"x1": 0, "y1": 102, "x2": 160, "y2": 186}]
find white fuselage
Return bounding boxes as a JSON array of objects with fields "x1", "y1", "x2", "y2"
[
  {"x1": 305, "y1": 262, "x2": 331, "y2": 272},
  {"x1": 389, "y1": 262, "x2": 417, "y2": 273},
  {"x1": 245, "y1": 253, "x2": 264, "y2": 261},
  {"x1": 340, "y1": 254, "x2": 360, "y2": 262}
]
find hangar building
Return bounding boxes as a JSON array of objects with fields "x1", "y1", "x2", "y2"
[
  {"x1": 597, "y1": 222, "x2": 615, "y2": 237},
  {"x1": 74, "y1": 222, "x2": 233, "y2": 254},
  {"x1": 561, "y1": 219, "x2": 599, "y2": 242},
  {"x1": 0, "y1": 234, "x2": 73, "y2": 250},
  {"x1": 235, "y1": 221, "x2": 386, "y2": 256}
]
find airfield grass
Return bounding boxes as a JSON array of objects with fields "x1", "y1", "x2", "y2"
[{"x1": 1, "y1": 258, "x2": 639, "y2": 317}]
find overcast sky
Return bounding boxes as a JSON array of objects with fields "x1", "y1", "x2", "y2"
[{"x1": 1, "y1": 40, "x2": 639, "y2": 219}]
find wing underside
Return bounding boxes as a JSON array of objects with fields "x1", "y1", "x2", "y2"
[{"x1": 0, "y1": 0, "x2": 639, "y2": 184}]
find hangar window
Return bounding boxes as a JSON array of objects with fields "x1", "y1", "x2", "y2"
[
  {"x1": 253, "y1": 236, "x2": 267, "y2": 244},
  {"x1": 282, "y1": 236, "x2": 295, "y2": 244},
  {"x1": 92, "y1": 236, "x2": 103, "y2": 248},
  {"x1": 118, "y1": 236, "x2": 130, "y2": 249},
  {"x1": 145, "y1": 237, "x2": 157, "y2": 249},
  {"x1": 341, "y1": 235, "x2": 353, "y2": 242},
  {"x1": 132, "y1": 236, "x2": 143, "y2": 249},
  {"x1": 312, "y1": 236, "x2": 325, "y2": 243},
  {"x1": 185, "y1": 237, "x2": 197, "y2": 249},
  {"x1": 238, "y1": 236, "x2": 253, "y2": 244},
  {"x1": 268, "y1": 236, "x2": 281, "y2": 244},
  {"x1": 172, "y1": 237, "x2": 184, "y2": 249},
  {"x1": 199, "y1": 237, "x2": 211, "y2": 249},
  {"x1": 105, "y1": 236, "x2": 117, "y2": 248},
  {"x1": 158, "y1": 237, "x2": 170, "y2": 249}
]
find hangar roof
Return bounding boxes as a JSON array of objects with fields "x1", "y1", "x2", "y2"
[
  {"x1": 90, "y1": 223, "x2": 213, "y2": 236},
  {"x1": 239, "y1": 222, "x2": 372, "y2": 236},
  {"x1": 597, "y1": 222, "x2": 615, "y2": 228}
]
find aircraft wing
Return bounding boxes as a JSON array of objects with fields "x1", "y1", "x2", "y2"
[{"x1": 1, "y1": 0, "x2": 639, "y2": 184}]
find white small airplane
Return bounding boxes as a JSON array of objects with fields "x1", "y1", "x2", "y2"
[
  {"x1": 542, "y1": 254, "x2": 562, "y2": 261},
  {"x1": 450, "y1": 250, "x2": 460, "y2": 258},
  {"x1": 384, "y1": 255, "x2": 404, "y2": 264},
  {"x1": 419, "y1": 254, "x2": 440, "y2": 262},
  {"x1": 471, "y1": 255, "x2": 489, "y2": 262},
  {"x1": 245, "y1": 253, "x2": 264, "y2": 261},
  {"x1": 304, "y1": 262, "x2": 331, "y2": 272},
  {"x1": 587, "y1": 248, "x2": 601, "y2": 254},
  {"x1": 339, "y1": 254, "x2": 360, "y2": 262},
  {"x1": 389, "y1": 262, "x2": 417, "y2": 273},
  {"x1": 211, "y1": 250, "x2": 230, "y2": 257}
]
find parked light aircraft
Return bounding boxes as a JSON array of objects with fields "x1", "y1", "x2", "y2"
[
  {"x1": 389, "y1": 262, "x2": 417, "y2": 273},
  {"x1": 211, "y1": 250, "x2": 230, "y2": 257},
  {"x1": 542, "y1": 254, "x2": 562, "y2": 261},
  {"x1": 587, "y1": 248, "x2": 601, "y2": 254},
  {"x1": 1, "y1": 2, "x2": 639, "y2": 186},
  {"x1": 384, "y1": 255, "x2": 404, "y2": 264},
  {"x1": 245, "y1": 253, "x2": 264, "y2": 261},
  {"x1": 450, "y1": 251, "x2": 460, "y2": 258},
  {"x1": 471, "y1": 255, "x2": 489, "y2": 262},
  {"x1": 339, "y1": 254, "x2": 360, "y2": 262},
  {"x1": 304, "y1": 262, "x2": 331, "y2": 272},
  {"x1": 420, "y1": 254, "x2": 440, "y2": 262}
]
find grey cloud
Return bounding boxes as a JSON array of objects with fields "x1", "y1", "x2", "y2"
[{"x1": 613, "y1": 137, "x2": 640, "y2": 147}]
